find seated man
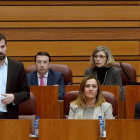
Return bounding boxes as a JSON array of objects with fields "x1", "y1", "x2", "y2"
[
  {"x1": 134, "y1": 101, "x2": 140, "y2": 119},
  {"x1": 27, "y1": 51, "x2": 65, "y2": 100}
]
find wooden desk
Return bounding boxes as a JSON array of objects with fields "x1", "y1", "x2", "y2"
[
  {"x1": 30, "y1": 137, "x2": 38, "y2": 140},
  {"x1": 0, "y1": 119, "x2": 30, "y2": 140},
  {"x1": 126, "y1": 85, "x2": 140, "y2": 119},
  {"x1": 57, "y1": 100, "x2": 64, "y2": 119},
  {"x1": 39, "y1": 119, "x2": 100, "y2": 140},
  {"x1": 106, "y1": 119, "x2": 140, "y2": 140},
  {"x1": 30, "y1": 86, "x2": 58, "y2": 119}
]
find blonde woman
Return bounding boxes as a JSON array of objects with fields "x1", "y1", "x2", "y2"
[{"x1": 85, "y1": 46, "x2": 122, "y2": 99}]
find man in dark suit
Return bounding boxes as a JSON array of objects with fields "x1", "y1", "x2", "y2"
[
  {"x1": 0, "y1": 33, "x2": 30, "y2": 119},
  {"x1": 134, "y1": 101, "x2": 140, "y2": 119},
  {"x1": 27, "y1": 52, "x2": 65, "y2": 100}
]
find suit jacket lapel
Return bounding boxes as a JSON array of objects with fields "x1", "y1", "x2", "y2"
[
  {"x1": 6, "y1": 58, "x2": 14, "y2": 92},
  {"x1": 47, "y1": 69, "x2": 54, "y2": 85},
  {"x1": 31, "y1": 71, "x2": 38, "y2": 85},
  {"x1": 92, "y1": 106, "x2": 101, "y2": 119}
]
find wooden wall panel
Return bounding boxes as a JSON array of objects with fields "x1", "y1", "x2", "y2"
[
  {"x1": 7, "y1": 41, "x2": 139, "y2": 56},
  {"x1": 1, "y1": 2, "x2": 140, "y2": 85},
  {"x1": 1, "y1": 6, "x2": 140, "y2": 21},
  {"x1": 2, "y1": 28, "x2": 140, "y2": 40},
  {"x1": 0, "y1": 21, "x2": 139, "y2": 28},
  {"x1": 0, "y1": 1, "x2": 140, "y2": 6}
]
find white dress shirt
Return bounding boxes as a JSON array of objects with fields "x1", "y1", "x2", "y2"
[
  {"x1": 0, "y1": 57, "x2": 8, "y2": 112},
  {"x1": 37, "y1": 72, "x2": 48, "y2": 86}
]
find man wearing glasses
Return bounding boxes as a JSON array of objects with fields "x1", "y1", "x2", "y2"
[
  {"x1": 27, "y1": 51, "x2": 65, "y2": 100},
  {"x1": 0, "y1": 33, "x2": 30, "y2": 119}
]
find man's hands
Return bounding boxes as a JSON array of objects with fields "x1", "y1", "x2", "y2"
[{"x1": 1, "y1": 94, "x2": 15, "y2": 105}]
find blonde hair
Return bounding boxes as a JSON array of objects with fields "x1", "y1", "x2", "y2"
[
  {"x1": 73, "y1": 75, "x2": 105, "y2": 108},
  {"x1": 90, "y1": 46, "x2": 115, "y2": 68}
]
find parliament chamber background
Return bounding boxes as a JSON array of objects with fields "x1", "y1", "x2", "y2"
[{"x1": 1, "y1": 1, "x2": 140, "y2": 140}]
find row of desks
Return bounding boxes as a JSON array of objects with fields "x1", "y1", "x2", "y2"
[
  {"x1": 30, "y1": 85, "x2": 139, "y2": 119},
  {"x1": 1, "y1": 85, "x2": 139, "y2": 140},
  {"x1": 1, "y1": 119, "x2": 140, "y2": 140}
]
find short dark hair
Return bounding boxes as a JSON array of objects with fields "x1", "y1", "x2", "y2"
[
  {"x1": 0, "y1": 33, "x2": 7, "y2": 45},
  {"x1": 34, "y1": 51, "x2": 51, "y2": 62}
]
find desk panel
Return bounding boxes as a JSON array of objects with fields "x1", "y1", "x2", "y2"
[
  {"x1": 30, "y1": 86, "x2": 58, "y2": 119},
  {"x1": 39, "y1": 119, "x2": 99, "y2": 140},
  {"x1": 126, "y1": 85, "x2": 140, "y2": 119},
  {"x1": 106, "y1": 120, "x2": 140, "y2": 140},
  {"x1": 0, "y1": 120, "x2": 30, "y2": 140}
]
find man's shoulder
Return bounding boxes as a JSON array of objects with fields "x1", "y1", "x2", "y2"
[
  {"x1": 27, "y1": 71, "x2": 36, "y2": 77},
  {"x1": 8, "y1": 58, "x2": 22, "y2": 65},
  {"x1": 49, "y1": 69, "x2": 62, "y2": 76},
  {"x1": 8, "y1": 58, "x2": 23, "y2": 68}
]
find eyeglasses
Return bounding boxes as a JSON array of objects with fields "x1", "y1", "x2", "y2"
[
  {"x1": 36, "y1": 61, "x2": 48, "y2": 66},
  {"x1": 94, "y1": 55, "x2": 106, "y2": 59}
]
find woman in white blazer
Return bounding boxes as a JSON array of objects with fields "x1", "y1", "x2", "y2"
[{"x1": 68, "y1": 75, "x2": 114, "y2": 120}]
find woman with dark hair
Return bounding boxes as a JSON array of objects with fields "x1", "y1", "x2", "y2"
[{"x1": 68, "y1": 75, "x2": 114, "y2": 120}]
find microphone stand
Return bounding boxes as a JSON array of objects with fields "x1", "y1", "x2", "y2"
[{"x1": 120, "y1": 62, "x2": 140, "y2": 85}]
